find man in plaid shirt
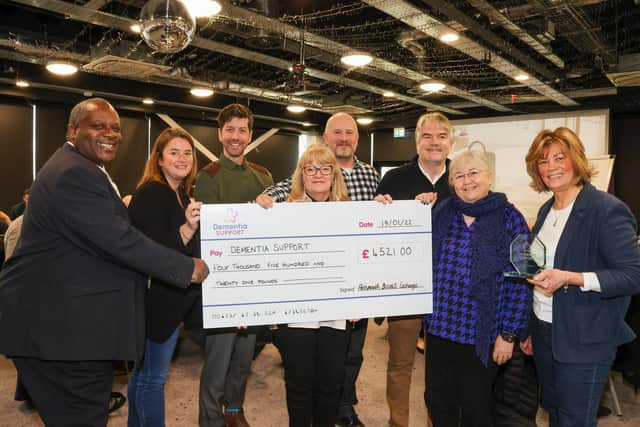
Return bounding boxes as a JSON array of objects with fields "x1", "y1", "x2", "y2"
[
  {"x1": 258, "y1": 112, "x2": 379, "y2": 427},
  {"x1": 262, "y1": 113, "x2": 378, "y2": 204}
]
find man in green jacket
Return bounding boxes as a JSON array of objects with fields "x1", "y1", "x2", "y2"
[{"x1": 196, "y1": 103, "x2": 273, "y2": 427}]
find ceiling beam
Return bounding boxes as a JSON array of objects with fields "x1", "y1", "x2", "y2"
[
  {"x1": 8, "y1": 0, "x2": 470, "y2": 115},
  {"x1": 223, "y1": 3, "x2": 510, "y2": 112},
  {"x1": 530, "y1": 0, "x2": 616, "y2": 65},
  {"x1": 467, "y1": 0, "x2": 565, "y2": 69},
  {"x1": 208, "y1": 19, "x2": 415, "y2": 89},
  {"x1": 0, "y1": 73, "x2": 316, "y2": 128},
  {"x1": 9, "y1": 0, "x2": 466, "y2": 115},
  {"x1": 0, "y1": 37, "x2": 323, "y2": 111},
  {"x1": 419, "y1": 0, "x2": 560, "y2": 79},
  {"x1": 83, "y1": 0, "x2": 110, "y2": 10},
  {"x1": 190, "y1": 37, "x2": 464, "y2": 115},
  {"x1": 442, "y1": 86, "x2": 616, "y2": 109},
  {"x1": 363, "y1": 0, "x2": 578, "y2": 107}
]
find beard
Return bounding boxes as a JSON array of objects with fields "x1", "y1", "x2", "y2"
[{"x1": 334, "y1": 145, "x2": 354, "y2": 159}]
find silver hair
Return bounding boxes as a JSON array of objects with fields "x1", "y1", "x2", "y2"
[
  {"x1": 448, "y1": 150, "x2": 492, "y2": 185},
  {"x1": 414, "y1": 112, "x2": 452, "y2": 144}
]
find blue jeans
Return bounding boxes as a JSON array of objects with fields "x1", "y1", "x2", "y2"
[
  {"x1": 128, "y1": 327, "x2": 180, "y2": 427},
  {"x1": 531, "y1": 317, "x2": 613, "y2": 427}
]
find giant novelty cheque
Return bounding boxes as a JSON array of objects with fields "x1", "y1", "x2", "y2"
[{"x1": 200, "y1": 200, "x2": 432, "y2": 328}]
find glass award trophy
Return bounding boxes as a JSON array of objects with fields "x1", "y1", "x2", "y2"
[{"x1": 504, "y1": 234, "x2": 546, "y2": 279}]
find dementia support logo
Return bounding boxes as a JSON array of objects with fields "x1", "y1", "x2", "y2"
[
  {"x1": 212, "y1": 208, "x2": 248, "y2": 236},
  {"x1": 224, "y1": 208, "x2": 239, "y2": 223}
]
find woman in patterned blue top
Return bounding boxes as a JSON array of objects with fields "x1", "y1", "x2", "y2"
[{"x1": 424, "y1": 150, "x2": 531, "y2": 427}]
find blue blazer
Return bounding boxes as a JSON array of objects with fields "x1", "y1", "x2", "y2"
[{"x1": 532, "y1": 182, "x2": 640, "y2": 363}]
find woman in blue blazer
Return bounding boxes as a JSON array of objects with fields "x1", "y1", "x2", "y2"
[{"x1": 522, "y1": 127, "x2": 640, "y2": 427}]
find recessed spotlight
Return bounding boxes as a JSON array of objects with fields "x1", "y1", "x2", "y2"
[
  {"x1": 287, "y1": 104, "x2": 306, "y2": 113},
  {"x1": 515, "y1": 73, "x2": 530, "y2": 81},
  {"x1": 183, "y1": 0, "x2": 222, "y2": 17},
  {"x1": 440, "y1": 32, "x2": 459, "y2": 43},
  {"x1": 15, "y1": 79, "x2": 30, "y2": 88},
  {"x1": 46, "y1": 62, "x2": 78, "y2": 76},
  {"x1": 383, "y1": 91, "x2": 395, "y2": 97},
  {"x1": 356, "y1": 117, "x2": 373, "y2": 125},
  {"x1": 142, "y1": 98, "x2": 155, "y2": 105},
  {"x1": 419, "y1": 80, "x2": 446, "y2": 92},
  {"x1": 341, "y1": 52, "x2": 373, "y2": 67},
  {"x1": 130, "y1": 23, "x2": 142, "y2": 33},
  {"x1": 190, "y1": 87, "x2": 214, "y2": 97}
]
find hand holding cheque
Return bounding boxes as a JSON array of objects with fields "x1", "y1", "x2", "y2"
[{"x1": 199, "y1": 200, "x2": 433, "y2": 328}]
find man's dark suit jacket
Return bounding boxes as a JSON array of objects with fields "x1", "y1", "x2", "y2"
[
  {"x1": 0, "y1": 143, "x2": 195, "y2": 361},
  {"x1": 532, "y1": 182, "x2": 640, "y2": 364}
]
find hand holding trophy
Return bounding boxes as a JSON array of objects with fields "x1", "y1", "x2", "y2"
[{"x1": 504, "y1": 234, "x2": 546, "y2": 279}]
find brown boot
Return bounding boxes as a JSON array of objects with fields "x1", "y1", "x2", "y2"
[{"x1": 224, "y1": 411, "x2": 251, "y2": 427}]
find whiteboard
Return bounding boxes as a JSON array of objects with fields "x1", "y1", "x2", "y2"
[
  {"x1": 588, "y1": 155, "x2": 615, "y2": 192},
  {"x1": 451, "y1": 110, "x2": 610, "y2": 224}
]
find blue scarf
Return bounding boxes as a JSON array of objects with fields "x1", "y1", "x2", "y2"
[{"x1": 432, "y1": 192, "x2": 510, "y2": 365}]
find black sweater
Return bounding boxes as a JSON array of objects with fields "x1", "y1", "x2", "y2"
[
  {"x1": 129, "y1": 181, "x2": 201, "y2": 343},
  {"x1": 376, "y1": 156, "x2": 452, "y2": 201}
]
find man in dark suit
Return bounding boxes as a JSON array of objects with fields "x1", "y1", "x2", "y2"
[{"x1": 0, "y1": 98, "x2": 209, "y2": 426}]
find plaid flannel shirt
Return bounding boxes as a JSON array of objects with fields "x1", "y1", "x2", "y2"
[{"x1": 264, "y1": 157, "x2": 380, "y2": 202}]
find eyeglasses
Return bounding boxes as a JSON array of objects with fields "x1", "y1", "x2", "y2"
[
  {"x1": 303, "y1": 165, "x2": 333, "y2": 176},
  {"x1": 452, "y1": 169, "x2": 483, "y2": 182}
]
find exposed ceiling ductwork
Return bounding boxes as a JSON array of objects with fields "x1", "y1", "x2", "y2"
[
  {"x1": 397, "y1": 30, "x2": 428, "y2": 72},
  {"x1": 1, "y1": 0, "x2": 635, "y2": 123},
  {"x1": 530, "y1": 0, "x2": 616, "y2": 66},
  {"x1": 7, "y1": 0, "x2": 470, "y2": 115},
  {"x1": 467, "y1": 0, "x2": 565, "y2": 69},
  {"x1": 0, "y1": 33, "x2": 324, "y2": 109},
  {"x1": 363, "y1": 0, "x2": 578, "y2": 106},
  {"x1": 223, "y1": 2, "x2": 510, "y2": 112}
]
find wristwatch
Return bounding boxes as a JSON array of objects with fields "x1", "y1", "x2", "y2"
[{"x1": 500, "y1": 331, "x2": 516, "y2": 343}]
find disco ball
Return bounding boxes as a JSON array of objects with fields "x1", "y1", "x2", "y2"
[{"x1": 140, "y1": 0, "x2": 196, "y2": 54}]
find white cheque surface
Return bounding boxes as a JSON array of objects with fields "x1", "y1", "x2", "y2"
[{"x1": 200, "y1": 200, "x2": 432, "y2": 328}]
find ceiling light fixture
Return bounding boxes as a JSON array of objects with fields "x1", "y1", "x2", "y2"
[
  {"x1": 46, "y1": 61, "x2": 78, "y2": 76},
  {"x1": 183, "y1": 0, "x2": 222, "y2": 17},
  {"x1": 190, "y1": 87, "x2": 214, "y2": 97},
  {"x1": 142, "y1": 98, "x2": 155, "y2": 105},
  {"x1": 383, "y1": 91, "x2": 395, "y2": 97},
  {"x1": 356, "y1": 117, "x2": 374, "y2": 125},
  {"x1": 515, "y1": 73, "x2": 530, "y2": 81},
  {"x1": 419, "y1": 80, "x2": 446, "y2": 92},
  {"x1": 15, "y1": 79, "x2": 30, "y2": 88},
  {"x1": 287, "y1": 104, "x2": 306, "y2": 113},
  {"x1": 130, "y1": 23, "x2": 142, "y2": 33},
  {"x1": 440, "y1": 32, "x2": 459, "y2": 43},
  {"x1": 341, "y1": 52, "x2": 373, "y2": 67}
]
